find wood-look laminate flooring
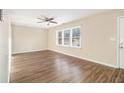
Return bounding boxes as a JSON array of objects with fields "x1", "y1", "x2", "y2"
[{"x1": 10, "y1": 50, "x2": 124, "y2": 83}]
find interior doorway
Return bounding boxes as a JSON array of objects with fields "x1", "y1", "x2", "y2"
[{"x1": 118, "y1": 16, "x2": 124, "y2": 69}]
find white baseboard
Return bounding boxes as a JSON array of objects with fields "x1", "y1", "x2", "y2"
[
  {"x1": 12, "y1": 49, "x2": 48, "y2": 54},
  {"x1": 48, "y1": 49, "x2": 118, "y2": 68}
]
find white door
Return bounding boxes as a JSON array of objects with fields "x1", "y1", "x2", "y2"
[{"x1": 119, "y1": 17, "x2": 124, "y2": 69}]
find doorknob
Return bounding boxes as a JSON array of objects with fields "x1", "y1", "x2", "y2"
[{"x1": 120, "y1": 42, "x2": 124, "y2": 49}]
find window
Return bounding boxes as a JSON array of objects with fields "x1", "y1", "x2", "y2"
[
  {"x1": 72, "y1": 27, "x2": 80, "y2": 47},
  {"x1": 63, "y1": 29, "x2": 71, "y2": 46},
  {"x1": 57, "y1": 31, "x2": 62, "y2": 45},
  {"x1": 56, "y1": 26, "x2": 81, "y2": 48}
]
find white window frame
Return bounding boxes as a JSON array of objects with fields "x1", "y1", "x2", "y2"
[
  {"x1": 56, "y1": 26, "x2": 81, "y2": 48},
  {"x1": 56, "y1": 31, "x2": 63, "y2": 46}
]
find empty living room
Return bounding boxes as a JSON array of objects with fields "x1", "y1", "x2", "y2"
[{"x1": 0, "y1": 9, "x2": 124, "y2": 83}]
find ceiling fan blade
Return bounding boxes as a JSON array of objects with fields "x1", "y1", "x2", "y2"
[
  {"x1": 37, "y1": 21, "x2": 43, "y2": 23},
  {"x1": 37, "y1": 18, "x2": 45, "y2": 20},
  {"x1": 37, "y1": 18, "x2": 42, "y2": 20},
  {"x1": 49, "y1": 21, "x2": 57, "y2": 24},
  {"x1": 49, "y1": 18, "x2": 54, "y2": 21}
]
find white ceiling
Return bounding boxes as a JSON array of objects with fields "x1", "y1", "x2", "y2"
[{"x1": 6, "y1": 9, "x2": 110, "y2": 28}]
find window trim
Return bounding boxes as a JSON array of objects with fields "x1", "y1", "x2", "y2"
[{"x1": 56, "y1": 26, "x2": 81, "y2": 48}]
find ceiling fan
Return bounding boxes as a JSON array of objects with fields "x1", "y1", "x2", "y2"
[{"x1": 37, "y1": 16, "x2": 57, "y2": 26}]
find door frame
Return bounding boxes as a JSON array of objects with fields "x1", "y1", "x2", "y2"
[{"x1": 117, "y1": 16, "x2": 124, "y2": 69}]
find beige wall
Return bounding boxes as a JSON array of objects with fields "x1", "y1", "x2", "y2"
[
  {"x1": 48, "y1": 10, "x2": 124, "y2": 68},
  {"x1": 12, "y1": 25, "x2": 47, "y2": 54}
]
